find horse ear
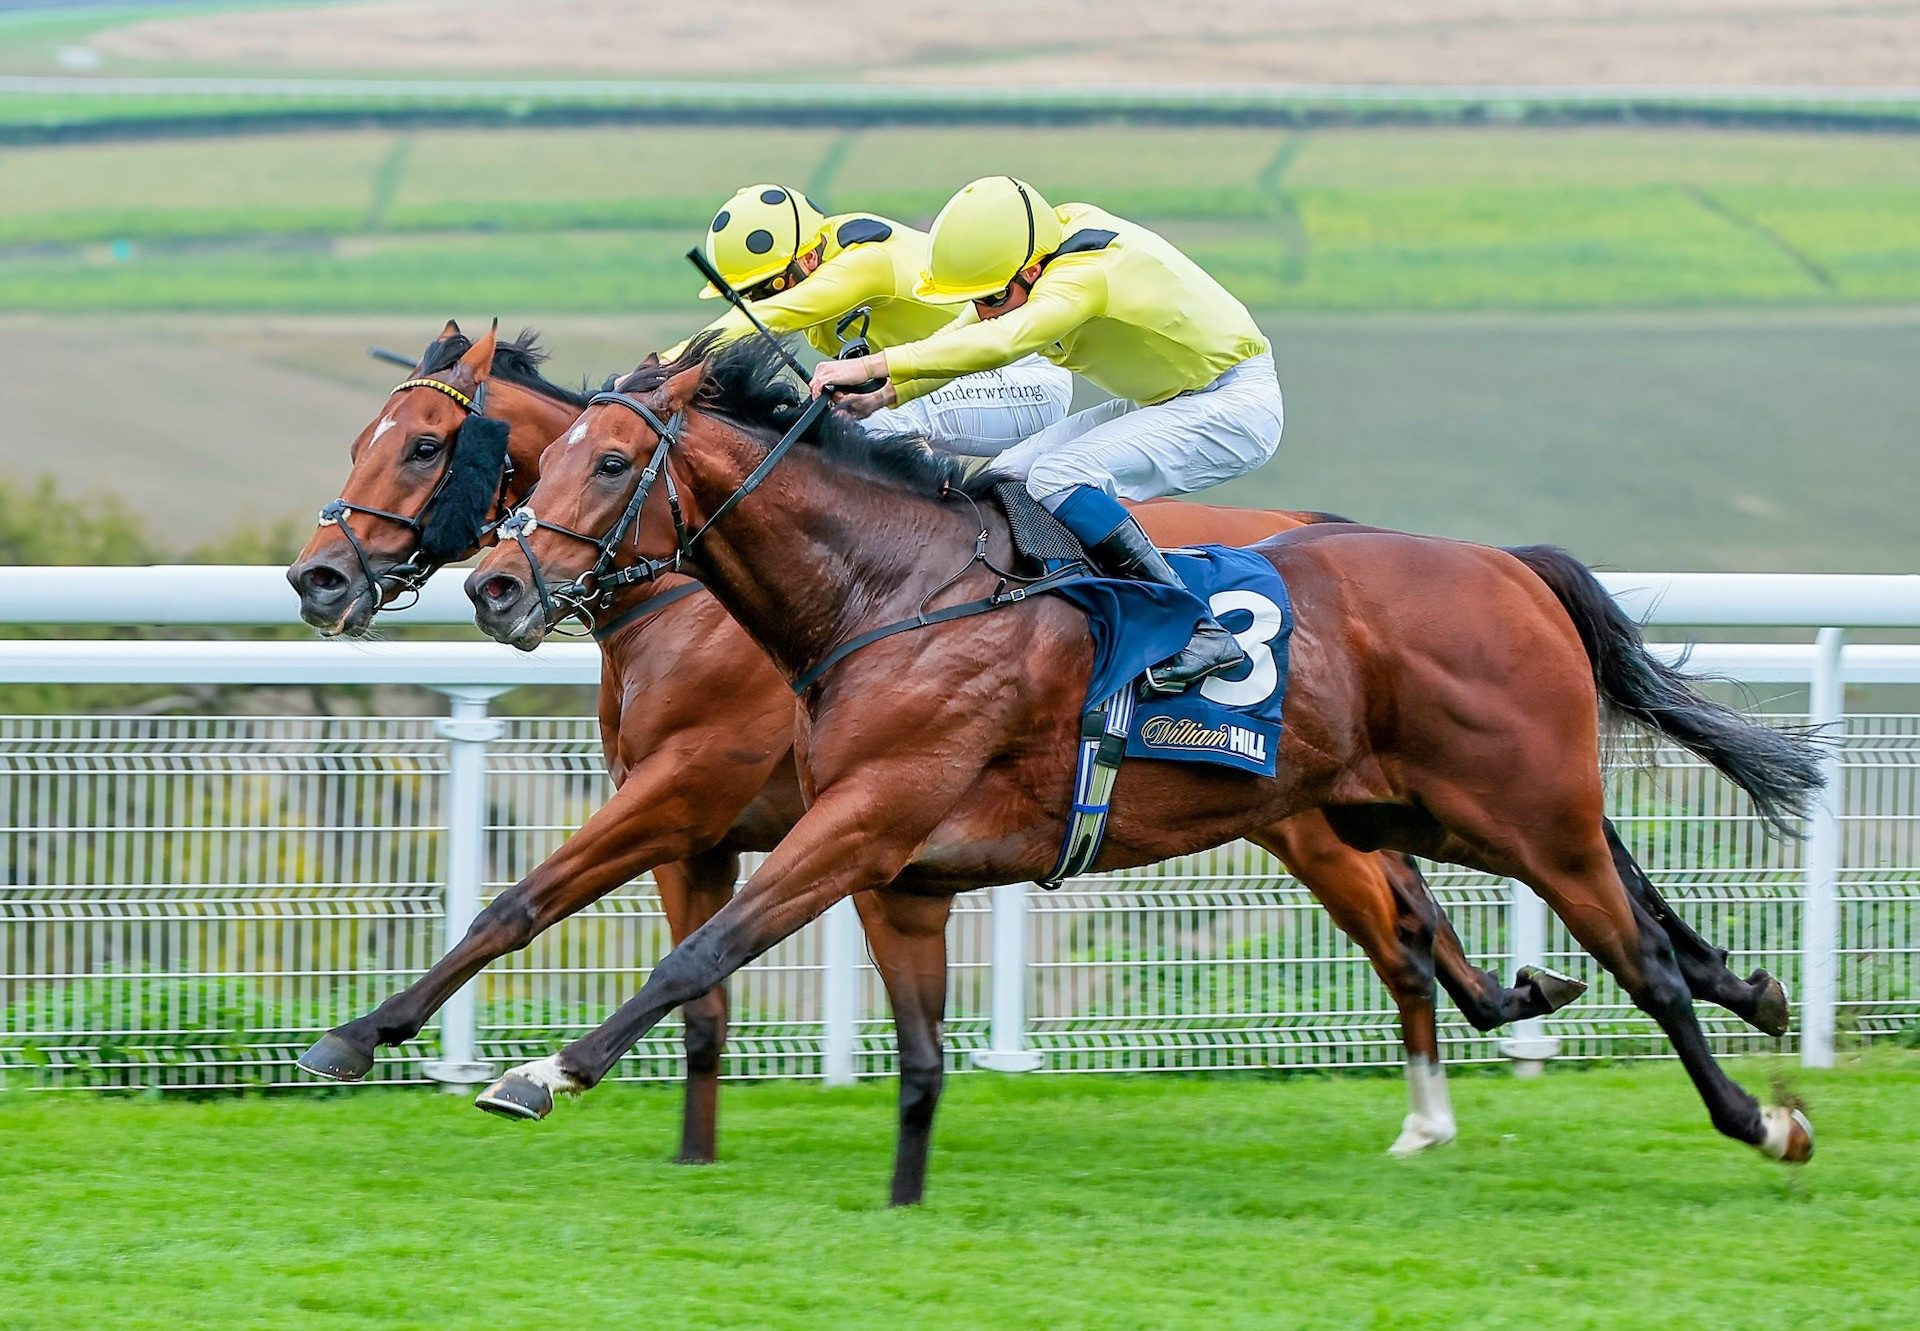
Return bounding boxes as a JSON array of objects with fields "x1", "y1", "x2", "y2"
[
  {"x1": 441, "y1": 318, "x2": 462, "y2": 340},
  {"x1": 658, "y1": 358, "x2": 708, "y2": 413},
  {"x1": 455, "y1": 319, "x2": 499, "y2": 383}
]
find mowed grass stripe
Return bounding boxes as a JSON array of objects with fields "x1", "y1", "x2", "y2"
[
  {"x1": 2, "y1": 125, "x2": 1918, "y2": 313},
  {"x1": 3, "y1": 1057, "x2": 1917, "y2": 1330}
]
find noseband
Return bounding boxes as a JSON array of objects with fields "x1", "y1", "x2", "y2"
[
  {"x1": 497, "y1": 387, "x2": 831, "y2": 633},
  {"x1": 317, "y1": 376, "x2": 515, "y2": 611}
]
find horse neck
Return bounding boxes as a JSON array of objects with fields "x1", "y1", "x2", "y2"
[{"x1": 671, "y1": 419, "x2": 985, "y2": 684}]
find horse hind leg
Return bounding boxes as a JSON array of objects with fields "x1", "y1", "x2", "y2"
[
  {"x1": 1255, "y1": 822, "x2": 1455, "y2": 1155},
  {"x1": 1603, "y1": 819, "x2": 1791, "y2": 1037},
  {"x1": 1505, "y1": 829, "x2": 1811, "y2": 1162},
  {"x1": 1311, "y1": 810, "x2": 1586, "y2": 1032},
  {"x1": 1382, "y1": 851, "x2": 1587, "y2": 1031}
]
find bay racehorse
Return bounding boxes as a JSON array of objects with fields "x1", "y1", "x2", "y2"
[
  {"x1": 285, "y1": 322, "x2": 1620, "y2": 1194},
  {"x1": 462, "y1": 335, "x2": 1822, "y2": 1192}
]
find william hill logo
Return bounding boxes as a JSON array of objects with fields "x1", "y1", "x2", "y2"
[{"x1": 1139, "y1": 715, "x2": 1268, "y2": 764}]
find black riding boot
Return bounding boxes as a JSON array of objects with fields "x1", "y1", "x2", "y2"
[{"x1": 1088, "y1": 515, "x2": 1248, "y2": 695}]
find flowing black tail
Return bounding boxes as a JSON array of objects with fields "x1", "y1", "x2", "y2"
[{"x1": 1504, "y1": 545, "x2": 1826, "y2": 837}]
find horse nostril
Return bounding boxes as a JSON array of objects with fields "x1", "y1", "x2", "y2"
[
  {"x1": 301, "y1": 565, "x2": 348, "y2": 596},
  {"x1": 480, "y1": 575, "x2": 520, "y2": 608}
]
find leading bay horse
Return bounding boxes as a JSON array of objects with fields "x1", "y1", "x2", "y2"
[
  {"x1": 284, "y1": 322, "x2": 1594, "y2": 1195},
  {"x1": 464, "y1": 335, "x2": 1821, "y2": 1190}
]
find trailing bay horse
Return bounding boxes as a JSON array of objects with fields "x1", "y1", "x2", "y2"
[
  {"x1": 285, "y1": 321, "x2": 1595, "y2": 1190},
  {"x1": 462, "y1": 335, "x2": 1821, "y2": 1194}
]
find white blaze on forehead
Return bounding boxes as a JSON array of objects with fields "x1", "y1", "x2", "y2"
[
  {"x1": 565, "y1": 421, "x2": 590, "y2": 445},
  {"x1": 370, "y1": 414, "x2": 400, "y2": 445}
]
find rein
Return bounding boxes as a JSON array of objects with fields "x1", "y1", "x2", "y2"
[
  {"x1": 317, "y1": 376, "x2": 516, "y2": 611},
  {"x1": 497, "y1": 389, "x2": 830, "y2": 634},
  {"x1": 502, "y1": 381, "x2": 1086, "y2": 689}
]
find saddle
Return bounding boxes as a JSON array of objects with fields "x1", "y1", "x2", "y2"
[{"x1": 992, "y1": 482, "x2": 1088, "y2": 573}]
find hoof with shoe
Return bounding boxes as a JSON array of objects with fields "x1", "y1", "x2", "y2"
[
  {"x1": 474, "y1": 1072, "x2": 554, "y2": 1121},
  {"x1": 296, "y1": 1030, "x2": 377, "y2": 1083},
  {"x1": 1517, "y1": 964, "x2": 1587, "y2": 1014},
  {"x1": 1748, "y1": 968, "x2": 1793, "y2": 1038},
  {"x1": 1758, "y1": 1106, "x2": 1815, "y2": 1164}
]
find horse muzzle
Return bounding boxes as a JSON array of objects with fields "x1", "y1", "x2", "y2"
[
  {"x1": 465, "y1": 566, "x2": 550, "y2": 651},
  {"x1": 287, "y1": 552, "x2": 379, "y2": 637}
]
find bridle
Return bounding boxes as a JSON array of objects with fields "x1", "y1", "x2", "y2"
[
  {"x1": 496, "y1": 387, "x2": 830, "y2": 634},
  {"x1": 316, "y1": 375, "x2": 515, "y2": 611}
]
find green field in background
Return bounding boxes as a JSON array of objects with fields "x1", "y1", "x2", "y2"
[
  {"x1": 3, "y1": 125, "x2": 1918, "y2": 314},
  {"x1": 5, "y1": 1057, "x2": 1917, "y2": 1329}
]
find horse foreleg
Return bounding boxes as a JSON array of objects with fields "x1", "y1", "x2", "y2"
[
  {"x1": 853, "y1": 888, "x2": 955, "y2": 1207},
  {"x1": 298, "y1": 758, "x2": 726, "y2": 1083},
  {"x1": 1253, "y1": 821, "x2": 1455, "y2": 1155},
  {"x1": 653, "y1": 848, "x2": 739, "y2": 1164},
  {"x1": 476, "y1": 776, "x2": 940, "y2": 1119}
]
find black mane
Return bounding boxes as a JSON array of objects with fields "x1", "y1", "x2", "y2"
[
  {"x1": 616, "y1": 334, "x2": 992, "y2": 500},
  {"x1": 419, "y1": 327, "x2": 593, "y2": 409}
]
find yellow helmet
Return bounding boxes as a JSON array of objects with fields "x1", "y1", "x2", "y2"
[
  {"x1": 913, "y1": 176, "x2": 1064, "y2": 304},
  {"x1": 698, "y1": 184, "x2": 827, "y2": 299}
]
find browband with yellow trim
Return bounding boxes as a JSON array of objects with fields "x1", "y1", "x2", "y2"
[{"x1": 392, "y1": 377, "x2": 478, "y2": 411}]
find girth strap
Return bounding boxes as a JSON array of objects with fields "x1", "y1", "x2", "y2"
[
  {"x1": 787, "y1": 565, "x2": 1088, "y2": 696},
  {"x1": 1041, "y1": 685, "x2": 1134, "y2": 889}
]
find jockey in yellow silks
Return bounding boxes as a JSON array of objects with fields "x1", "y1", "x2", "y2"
[
  {"x1": 675, "y1": 184, "x2": 1071, "y2": 453},
  {"x1": 810, "y1": 176, "x2": 1284, "y2": 695}
]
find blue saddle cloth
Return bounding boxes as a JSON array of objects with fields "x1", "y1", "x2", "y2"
[{"x1": 1048, "y1": 544, "x2": 1292, "y2": 778}]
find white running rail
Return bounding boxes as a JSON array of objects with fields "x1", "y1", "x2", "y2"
[{"x1": 1, "y1": 567, "x2": 1916, "y2": 1091}]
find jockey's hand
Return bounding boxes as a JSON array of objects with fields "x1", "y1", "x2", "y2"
[
  {"x1": 836, "y1": 383, "x2": 897, "y2": 420},
  {"x1": 810, "y1": 353, "x2": 887, "y2": 398}
]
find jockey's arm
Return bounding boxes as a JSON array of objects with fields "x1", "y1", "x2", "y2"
[
  {"x1": 663, "y1": 244, "x2": 894, "y2": 360},
  {"x1": 813, "y1": 263, "x2": 1102, "y2": 400}
]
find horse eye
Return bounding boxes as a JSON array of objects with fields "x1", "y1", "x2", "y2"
[
  {"x1": 597, "y1": 455, "x2": 630, "y2": 477},
  {"x1": 410, "y1": 438, "x2": 442, "y2": 461}
]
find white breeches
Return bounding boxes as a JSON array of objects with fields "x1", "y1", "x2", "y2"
[
  {"x1": 866, "y1": 354, "x2": 1074, "y2": 456},
  {"x1": 988, "y1": 351, "x2": 1284, "y2": 505}
]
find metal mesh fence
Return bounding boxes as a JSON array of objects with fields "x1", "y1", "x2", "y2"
[{"x1": 3, "y1": 712, "x2": 1915, "y2": 1090}]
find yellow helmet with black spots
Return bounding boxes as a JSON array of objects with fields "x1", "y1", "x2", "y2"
[
  {"x1": 913, "y1": 176, "x2": 1065, "y2": 304},
  {"x1": 699, "y1": 184, "x2": 828, "y2": 299}
]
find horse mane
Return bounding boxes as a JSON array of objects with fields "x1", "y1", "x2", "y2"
[
  {"x1": 616, "y1": 333, "x2": 995, "y2": 500},
  {"x1": 418, "y1": 327, "x2": 594, "y2": 409}
]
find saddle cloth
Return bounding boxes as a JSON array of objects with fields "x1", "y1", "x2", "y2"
[
  {"x1": 1055, "y1": 544, "x2": 1292, "y2": 779},
  {"x1": 982, "y1": 485, "x2": 1292, "y2": 777}
]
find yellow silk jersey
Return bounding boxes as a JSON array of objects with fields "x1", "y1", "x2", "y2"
[
  {"x1": 886, "y1": 203, "x2": 1269, "y2": 406},
  {"x1": 675, "y1": 214, "x2": 960, "y2": 362}
]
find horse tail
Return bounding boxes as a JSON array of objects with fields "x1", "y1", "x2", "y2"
[{"x1": 1503, "y1": 544, "x2": 1825, "y2": 837}]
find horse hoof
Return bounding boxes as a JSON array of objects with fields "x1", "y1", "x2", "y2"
[
  {"x1": 474, "y1": 1073, "x2": 553, "y2": 1122},
  {"x1": 296, "y1": 1030, "x2": 376, "y2": 1083},
  {"x1": 1758, "y1": 1106, "x2": 1814, "y2": 1163},
  {"x1": 1518, "y1": 964, "x2": 1587, "y2": 1014},
  {"x1": 1748, "y1": 969, "x2": 1793, "y2": 1038},
  {"x1": 1388, "y1": 1115, "x2": 1457, "y2": 1157}
]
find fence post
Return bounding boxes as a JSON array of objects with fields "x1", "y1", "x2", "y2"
[
  {"x1": 971, "y1": 881, "x2": 1044, "y2": 1072},
  {"x1": 822, "y1": 897, "x2": 861, "y2": 1086},
  {"x1": 424, "y1": 687, "x2": 507, "y2": 1093},
  {"x1": 1803, "y1": 627, "x2": 1846, "y2": 1069},
  {"x1": 1500, "y1": 877, "x2": 1561, "y2": 1076}
]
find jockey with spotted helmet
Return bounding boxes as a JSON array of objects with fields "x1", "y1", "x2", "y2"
[
  {"x1": 809, "y1": 176, "x2": 1284, "y2": 695},
  {"x1": 673, "y1": 183, "x2": 1072, "y2": 454}
]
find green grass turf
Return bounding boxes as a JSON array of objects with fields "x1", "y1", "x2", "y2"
[
  {"x1": 3, "y1": 1055, "x2": 1917, "y2": 1329},
  {"x1": 3, "y1": 125, "x2": 1919, "y2": 314}
]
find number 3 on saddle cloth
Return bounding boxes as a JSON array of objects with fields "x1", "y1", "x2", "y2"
[{"x1": 1042, "y1": 544, "x2": 1292, "y2": 886}]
